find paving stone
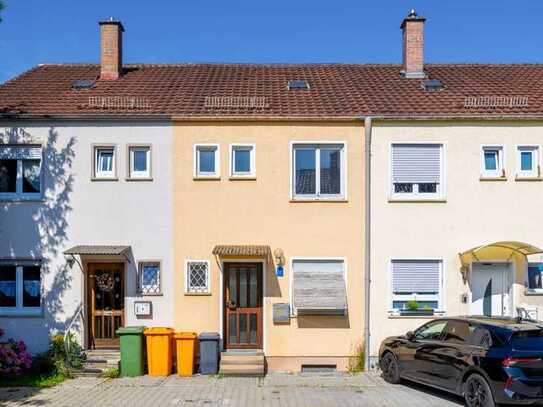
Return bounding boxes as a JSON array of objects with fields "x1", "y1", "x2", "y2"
[{"x1": 0, "y1": 372, "x2": 464, "y2": 406}]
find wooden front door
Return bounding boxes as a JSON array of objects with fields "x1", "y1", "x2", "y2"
[
  {"x1": 224, "y1": 263, "x2": 263, "y2": 349},
  {"x1": 88, "y1": 263, "x2": 124, "y2": 348}
]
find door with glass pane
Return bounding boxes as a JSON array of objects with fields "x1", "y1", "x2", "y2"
[
  {"x1": 224, "y1": 263, "x2": 263, "y2": 349},
  {"x1": 88, "y1": 263, "x2": 124, "y2": 348}
]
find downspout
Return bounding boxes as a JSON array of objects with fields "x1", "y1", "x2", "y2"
[{"x1": 363, "y1": 116, "x2": 373, "y2": 371}]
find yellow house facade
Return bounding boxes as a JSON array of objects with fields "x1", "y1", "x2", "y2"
[{"x1": 172, "y1": 120, "x2": 365, "y2": 372}]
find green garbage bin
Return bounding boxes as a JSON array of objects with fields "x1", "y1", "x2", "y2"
[{"x1": 116, "y1": 326, "x2": 145, "y2": 377}]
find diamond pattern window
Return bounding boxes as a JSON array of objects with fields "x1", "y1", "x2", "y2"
[
  {"x1": 186, "y1": 260, "x2": 210, "y2": 294},
  {"x1": 139, "y1": 262, "x2": 161, "y2": 295}
]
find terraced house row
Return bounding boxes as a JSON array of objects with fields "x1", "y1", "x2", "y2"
[{"x1": 1, "y1": 10, "x2": 542, "y2": 372}]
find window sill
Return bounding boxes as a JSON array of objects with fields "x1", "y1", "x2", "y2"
[
  {"x1": 193, "y1": 176, "x2": 221, "y2": 181},
  {"x1": 0, "y1": 198, "x2": 45, "y2": 203},
  {"x1": 229, "y1": 176, "x2": 257, "y2": 181},
  {"x1": 388, "y1": 311, "x2": 445, "y2": 319},
  {"x1": 0, "y1": 309, "x2": 43, "y2": 317},
  {"x1": 479, "y1": 176, "x2": 507, "y2": 182},
  {"x1": 388, "y1": 198, "x2": 446, "y2": 203},
  {"x1": 184, "y1": 292, "x2": 212, "y2": 296},
  {"x1": 524, "y1": 289, "x2": 543, "y2": 296},
  {"x1": 91, "y1": 177, "x2": 119, "y2": 182},
  {"x1": 137, "y1": 293, "x2": 163, "y2": 297},
  {"x1": 290, "y1": 197, "x2": 348, "y2": 203},
  {"x1": 515, "y1": 177, "x2": 543, "y2": 182},
  {"x1": 126, "y1": 177, "x2": 153, "y2": 182}
]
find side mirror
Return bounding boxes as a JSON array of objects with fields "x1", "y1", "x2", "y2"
[{"x1": 406, "y1": 331, "x2": 415, "y2": 340}]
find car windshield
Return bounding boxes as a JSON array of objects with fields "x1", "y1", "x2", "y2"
[{"x1": 510, "y1": 329, "x2": 543, "y2": 351}]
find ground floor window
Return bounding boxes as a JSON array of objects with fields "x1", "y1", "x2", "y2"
[
  {"x1": 528, "y1": 263, "x2": 543, "y2": 291},
  {"x1": 185, "y1": 260, "x2": 210, "y2": 294},
  {"x1": 138, "y1": 261, "x2": 161, "y2": 295},
  {"x1": 391, "y1": 259, "x2": 443, "y2": 314},
  {"x1": 0, "y1": 261, "x2": 42, "y2": 315}
]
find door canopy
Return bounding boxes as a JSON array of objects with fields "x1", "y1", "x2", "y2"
[{"x1": 458, "y1": 241, "x2": 543, "y2": 282}]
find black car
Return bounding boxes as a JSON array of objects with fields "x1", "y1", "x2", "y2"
[{"x1": 379, "y1": 316, "x2": 543, "y2": 406}]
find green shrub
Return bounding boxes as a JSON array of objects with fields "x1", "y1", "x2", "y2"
[
  {"x1": 348, "y1": 342, "x2": 365, "y2": 373},
  {"x1": 405, "y1": 300, "x2": 419, "y2": 311},
  {"x1": 47, "y1": 333, "x2": 85, "y2": 376},
  {"x1": 103, "y1": 367, "x2": 119, "y2": 379}
]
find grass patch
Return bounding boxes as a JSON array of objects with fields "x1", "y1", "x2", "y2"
[{"x1": 0, "y1": 371, "x2": 67, "y2": 388}]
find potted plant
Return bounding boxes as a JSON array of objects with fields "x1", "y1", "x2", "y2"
[{"x1": 399, "y1": 301, "x2": 434, "y2": 316}]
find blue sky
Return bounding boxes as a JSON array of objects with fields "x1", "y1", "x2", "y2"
[{"x1": 1, "y1": 0, "x2": 543, "y2": 83}]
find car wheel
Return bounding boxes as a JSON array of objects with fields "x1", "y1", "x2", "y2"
[
  {"x1": 464, "y1": 373, "x2": 495, "y2": 407},
  {"x1": 380, "y1": 352, "x2": 401, "y2": 384}
]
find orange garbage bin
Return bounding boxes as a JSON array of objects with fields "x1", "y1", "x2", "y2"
[
  {"x1": 174, "y1": 332, "x2": 197, "y2": 376},
  {"x1": 144, "y1": 327, "x2": 174, "y2": 376}
]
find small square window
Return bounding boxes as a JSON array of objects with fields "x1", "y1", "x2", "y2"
[
  {"x1": 139, "y1": 261, "x2": 161, "y2": 295},
  {"x1": 129, "y1": 146, "x2": 151, "y2": 179},
  {"x1": 94, "y1": 146, "x2": 116, "y2": 179},
  {"x1": 230, "y1": 145, "x2": 255, "y2": 178},
  {"x1": 517, "y1": 146, "x2": 539, "y2": 178},
  {"x1": 528, "y1": 263, "x2": 543, "y2": 291},
  {"x1": 481, "y1": 146, "x2": 504, "y2": 178},
  {"x1": 194, "y1": 145, "x2": 220, "y2": 178},
  {"x1": 185, "y1": 260, "x2": 210, "y2": 294}
]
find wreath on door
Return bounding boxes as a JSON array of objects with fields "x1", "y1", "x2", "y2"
[{"x1": 96, "y1": 273, "x2": 115, "y2": 292}]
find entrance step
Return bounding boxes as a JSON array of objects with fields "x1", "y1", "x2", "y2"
[
  {"x1": 219, "y1": 351, "x2": 265, "y2": 376},
  {"x1": 74, "y1": 349, "x2": 121, "y2": 377}
]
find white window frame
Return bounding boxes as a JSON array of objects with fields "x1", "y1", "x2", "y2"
[
  {"x1": 388, "y1": 258, "x2": 445, "y2": 316},
  {"x1": 481, "y1": 145, "x2": 505, "y2": 178},
  {"x1": 0, "y1": 145, "x2": 43, "y2": 201},
  {"x1": 128, "y1": 145, "x2": 152, "y2": 180},
  {"x1": 0, "y1": 261, "x2": 42, "y2": 316},
  {"x1": 516, "y1": 145, "x2": 540, "y2": 179},
  {"x1": 290, "y1": 141, "x2": 347, "y2": 200},
  {"x1": 288, "y1": 257, "x2": 348, "y2": 316},
  {"x1": 527, "y1": 262, "x2": 543, "y2": 293},
  {"x1": 138, "y1": 260, "x2": 161, "y2": 295},
  {"x1": 185, "y1": 259, "x2": 211, "y2": 295},
  {"x1": 93, "y1": 145, "x2": 117, "y2": 180},
  {"x1": 229, "y1": 144, "x2": 256, "y2": 178},
  {"x1": 389, "y1": 142, "x2": 444, "y2": 200},
  {"x1": 194, "y1": 144, "x2": 220, "y2": 179}
]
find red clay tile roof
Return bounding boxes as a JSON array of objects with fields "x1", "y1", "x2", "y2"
[{"x1": 1, "y1": 63, "x2": 543, "y2": 119}]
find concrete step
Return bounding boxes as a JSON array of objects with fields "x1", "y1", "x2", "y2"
[
  {"x1": 219, "y1": 352, "x2": 265, "y2": 376},
  {"x1": 83, "y1": 363, "x2": 119, "y2": 370}
]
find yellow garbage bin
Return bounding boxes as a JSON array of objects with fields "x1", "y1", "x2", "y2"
[
  {"x1": 174, "y1": 332, "x2": 197, "y2": 376},
  {"x1": 144, "y1": 327, "x2": 174, "y2": 376}
]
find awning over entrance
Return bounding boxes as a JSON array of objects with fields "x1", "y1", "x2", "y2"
[
  {"x1": 212, "y1": 245, "x2": 271, "y2": 257},
  {"x1": 458, "y1": 241, "x2": 543, "y2": 281},
  {"x1": 64, "y1": 245, "x2": 131, "y2": 256}
]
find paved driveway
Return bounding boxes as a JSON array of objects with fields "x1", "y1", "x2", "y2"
[{"x1": 0, "y1": 373, "x2": 464, "y2": 407}]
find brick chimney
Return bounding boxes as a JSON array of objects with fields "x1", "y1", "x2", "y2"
[
  {"x1": 99, "y1": 18, "x2": 124, "y2": 80},
  {"x1": 400, "y1": 9, "x2": 426, "y2": 78}
]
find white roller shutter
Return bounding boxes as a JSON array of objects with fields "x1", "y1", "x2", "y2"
[
  {"x1": 0, "y1": 146, "x2": 42, "y2": 160},
  {"x1": 392, "y1": 144, "x2": 441, "y2": 183},
  {"x1": 392, "y1": 260, "x2": 441, "y2": 293}
]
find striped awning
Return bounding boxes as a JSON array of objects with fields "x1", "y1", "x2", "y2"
[
  {"x1": 212, "y1": 245, "x2": 271, "y2": 257},
  {"x1": 64, "y1": 245, "x2": 130, "y2": 256}
]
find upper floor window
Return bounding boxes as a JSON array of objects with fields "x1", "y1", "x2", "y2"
[
  {"x1": 292, "y1": 143, "x2": 345, "y2": 200},
  {"x1": 93, "y1": 145, "x2": 117, "y2": 179},
  {"x1": 0, "y1": 145, "x2": 42, "y2": 200},
  {"x1": 481, "y1": 145, "x2": 504, "y2": 178},
  {"x1": 516, "y1": 145, "x2": 539, "y2": 178},
  {"x1": 391, "y1": 143, "x2": 442, "y2": 199},
  {"x1": 194, "y1": 144, "x2": 220, "y2": 179},
  {"x1": 128, "y1": 145, "x2": 152, "y2": 179},
  {"x1": 0, "y1": 260, "x2": 42, "y2": 316},
  {"x1": 230, "y1": 144, "x2": 255, "y2": 178}
]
